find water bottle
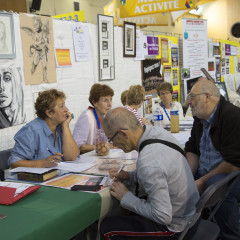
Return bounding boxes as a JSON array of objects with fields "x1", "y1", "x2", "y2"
[
  {"x1": 170, "y1": 103, "x2": 179, "y2": 133},
  {"x1": 153, "y1": 107, "x2": 163, "y2": 127}
]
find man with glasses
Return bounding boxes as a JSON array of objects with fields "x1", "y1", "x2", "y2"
[
  {"x1": 100, "y1": 107, "x2": 199, "y2": 240},
  {"x1": 185, "y1": 79, "x2": 240, "y2": 240}
]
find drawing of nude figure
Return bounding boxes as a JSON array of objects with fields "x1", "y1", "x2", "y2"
[{"x1": 21, "y1": 17, "x2": 49, "y2": 83}]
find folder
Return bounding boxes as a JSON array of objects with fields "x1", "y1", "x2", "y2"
[{"x1": 0, "y1": 185, "x2": 41, "y2": 205}]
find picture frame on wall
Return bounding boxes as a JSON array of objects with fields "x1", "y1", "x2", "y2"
[
  {"x1": 97, "y1": 14, "x2": 115, "y2": 81},
  {"x1": 0, "y1": 12, "x2": 15, "y2": 59},
  {"x1": 123, "y1": 21, "x2": 136, "y2": 57}
]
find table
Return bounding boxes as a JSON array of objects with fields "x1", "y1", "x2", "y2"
[{"x1": 0, "y1": 185, "x2": 101, "y2": 240}]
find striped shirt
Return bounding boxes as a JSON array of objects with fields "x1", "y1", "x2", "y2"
[{"x1": 124, "y1": 105, "x2": 144, "y2": 126}]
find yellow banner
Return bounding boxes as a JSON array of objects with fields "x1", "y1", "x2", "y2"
[
  {"x1": 118, "y1": 0, "x2": 196, "y2": 18},
  {"x1": 53, "y1": 11, "x2": 85, "y2": 22},
  {"x1": 104, "y1": 0, "x2": 168, "y2": 26}
]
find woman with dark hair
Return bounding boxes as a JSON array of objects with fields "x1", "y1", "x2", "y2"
[
  {"x1": 73, "y1": 83, "x2": 114, "y2": 154},
  {"x1": 153, "y1": 82, "x2": 184, "y2": 126},
  {"x1": 8, "y1": 89, "x2": 79, "y2": 168}
]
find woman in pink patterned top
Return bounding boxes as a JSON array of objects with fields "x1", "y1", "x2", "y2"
[{"x1": 124, "y1": 85, "x2": 146, "y2": 126}]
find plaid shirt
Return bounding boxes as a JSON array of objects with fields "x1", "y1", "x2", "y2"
[{"x1": 197, "y1": 104, "x2": 223, "y2": 177}]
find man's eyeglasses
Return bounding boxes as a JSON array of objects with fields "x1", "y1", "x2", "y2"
[
  {"x1": 108, "y1": 128, "x2": 128, "y2": 144},
  {"x1": 188, "y1": 92, "x2": 207, "y2": 101}
]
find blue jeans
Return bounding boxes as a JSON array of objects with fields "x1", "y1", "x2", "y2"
[{"x1": 206, "y1": 174, "x2": 240, "y2": 240}]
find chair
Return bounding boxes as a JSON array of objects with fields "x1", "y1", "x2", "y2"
[
  {"x1": 178, "y1": 170, "x2": 240, "y2": 240},
  {"x1": 0, "y1": 149, "x2": 12, "y2": 181}
]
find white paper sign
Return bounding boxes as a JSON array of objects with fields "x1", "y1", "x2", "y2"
[{"x1": 72, "y1": 24, "x2": 90, "y2": 62}]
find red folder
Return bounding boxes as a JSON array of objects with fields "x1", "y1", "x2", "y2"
[{"x1": 0, "y1": 185, "x2": 41, "y2": 205}]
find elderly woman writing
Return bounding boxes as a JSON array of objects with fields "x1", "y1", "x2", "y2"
[
  {"x1": 73, "y1": 83, "x2": 114, "y2": 154},
  {"x1": 153, "y1": 82, "x2": 184, "y2": 126},
  {"x1": 8, "y1": 89, "x2": 79, "y2": 168}
]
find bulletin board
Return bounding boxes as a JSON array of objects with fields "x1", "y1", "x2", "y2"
[
  {"x1": 156, "y1": 35, "x2": 180, "y2": 102},
  {"x1": 220, "y1": 39, "x2": 240, "y2": 92}
]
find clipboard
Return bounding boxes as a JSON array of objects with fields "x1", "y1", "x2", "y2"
[{"x1": 0, "y1": 185, "x2": 41, "y2": 205}]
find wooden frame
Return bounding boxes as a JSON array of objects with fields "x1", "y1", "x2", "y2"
[
  {"x1": 123, "y1": 21, "x2": 136, "y2": 57},
  {"x1": 97, "y1": 14, "x2": 115, "y2": 81},
  {"x1": 0, "y1": 12, "x2": 15, "y2": 59}
]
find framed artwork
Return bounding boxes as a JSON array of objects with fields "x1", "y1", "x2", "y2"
[
  {"x1": 97, "y1": 14, "x2": 115, "y2": 81},
  {"x1": 123, "y1": 21, "x2": 136, "y2": 57},
  {"x1": 0, "y1": 12, "x2": 15, "y2": 59}
]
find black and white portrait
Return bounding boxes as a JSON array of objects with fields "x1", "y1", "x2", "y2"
[
  {"x1": 0, "y1": 12, "x2": 15, "y2": 58},
  {"x1": 0, "y1": 67, "x2": 26, "y2": 129}
]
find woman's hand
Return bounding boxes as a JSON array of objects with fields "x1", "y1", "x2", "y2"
[
  {"x1": 62, "y1": 112, "x2": 72, "y2": 127},
  {"x1": 37, "y1": 152, "x2": 63, "y2": 168}
]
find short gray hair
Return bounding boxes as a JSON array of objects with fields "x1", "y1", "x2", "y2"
[{"x1": 101, "y1": 107, "x2": 141, "y2": 135}]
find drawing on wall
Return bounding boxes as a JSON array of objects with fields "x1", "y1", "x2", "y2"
[
  {"x1": 0, "y1": 12, "x2": 15, "y2": 58},
  {"x1": 20, "y1": 13, "x2": 57, "y2": 85},
  {"x1": 0, "y1": 67, "x2": 26, "y2": 129},
  {"x1": 97, "y1": 14, "x2": 115, "y2": 81}
]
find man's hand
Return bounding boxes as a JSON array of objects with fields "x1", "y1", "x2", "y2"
[
  {"x1": 109, "y1": 170, "x2": 130, "y2": 181},
  {"x1": 195, "y1": 178, "x2": 206, "y2": 195},
  {"x1": 110, "y1": 181, "x2": 129, "y2": 201}
]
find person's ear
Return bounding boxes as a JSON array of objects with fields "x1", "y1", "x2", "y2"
[
  {"x1": 205, "y1": 93, "x2": 211, "y2": 103},
  {"x1": 45, "y1": 109, "x2": 52, "y2": 118},
  {"x1": 119, "y1": 129, "x2": 129, "y2": 140}
]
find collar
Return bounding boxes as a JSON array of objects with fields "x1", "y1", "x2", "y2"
[{"x1": 39, "y1": 118, "x2": 57, "y2": 137}]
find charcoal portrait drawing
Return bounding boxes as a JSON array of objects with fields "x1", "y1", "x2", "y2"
[{"x1": 0, "y1": 67, "x2": 26, "y2": 129}]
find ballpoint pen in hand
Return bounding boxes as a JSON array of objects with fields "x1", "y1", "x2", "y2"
[
  {"x1": 113, "y1": 164, "x2": 126, "y2": 181},
  {"x1": 47, "y1": 148, "x2": 54, "y2": 156}
]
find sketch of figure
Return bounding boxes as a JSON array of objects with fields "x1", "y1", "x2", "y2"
[
  {"x1": 0, "y1": 21, "x2": 8, "y2": 53},
  {"x1": 0, "y1": 67, "x2": 26, "y2": 129},
  {"x1": 21, "y1": 17, "x2": 49, "y2": 82}
]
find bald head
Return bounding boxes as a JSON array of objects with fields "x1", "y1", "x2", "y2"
[
  {"x1": 193, "y1": 79, "x2": 220, "y2": 98},
  {"x1": 101, "y1": 107, "x2": 141, "y2": 135}
]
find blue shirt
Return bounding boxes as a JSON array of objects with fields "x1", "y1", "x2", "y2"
[
  {"x1": 8, "y1": 118, "x2": 63, "y2": 165},
  {"x1": 197, "y1": 104, "x2": 223, "y2": 177}
]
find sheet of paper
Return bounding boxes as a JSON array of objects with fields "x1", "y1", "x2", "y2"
[
  {"x1": 74, "y1": 155, "x2": 98, "y2": 163},
  {"x1": 57, "y1": 162, "x2": 95, "y2": 173}
]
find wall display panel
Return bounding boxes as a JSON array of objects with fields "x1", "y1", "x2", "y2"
[
  {"x1": 97, "y1": 14, "x2": 115, "y2": 81},
  {"x1": 0, "y1": 12, "x2": 15, "y2": 59},
  {"x1": 20, "y1": 13, "x2": 57, "y2": 85}
]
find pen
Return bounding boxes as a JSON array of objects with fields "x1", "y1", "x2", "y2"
[
  {"x1": 113, "y1": 164, "x2": 126, "y2": 181},
  {"x1": 47, "y1": 148, "x2": 54, "y2": 156}
]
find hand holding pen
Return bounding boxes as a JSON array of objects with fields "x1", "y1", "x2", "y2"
[
  {"x1": 45, "y1": 148, "x2": 63, "y2": 166},
  {"x1": 109, "y1": 164, "x2": 129, "y2": 182}
]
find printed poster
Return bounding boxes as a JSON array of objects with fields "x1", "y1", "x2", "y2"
[
  {"x1": 142, "y1": 59, "x2": 163, "y2": 94},
  {"x1": 172, "y1": 69, "x2": 178, "y2": 86},
  {"x1": 163, "y1": 65, "x2": 171, "y2": 83},
  {"x1": 55, "y1": 49, "x2": 72, "y2": 67},
  {"x1": 171, "y1": 47, "x2": 178, "y2": 67},
  {"x1": 182, "y1": 18, "x2": 208, "y2": 78},
  {"x1": 161, "y1": 38, "x2": 169, "y2": 63},
  {"x1": 72, "y1": 24, "x2": 90, "y2": 62},
  {"x1": 147, "y1": 36, "x2": 159, "y2": 56}
]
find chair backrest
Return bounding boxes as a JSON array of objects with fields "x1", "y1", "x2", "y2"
[
  {"x1": 178, "y1": 170, "x2": 240, "y2": 240},
  {"x1": 0, "y1": 149, "x2": 12, "y2": 181}
]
